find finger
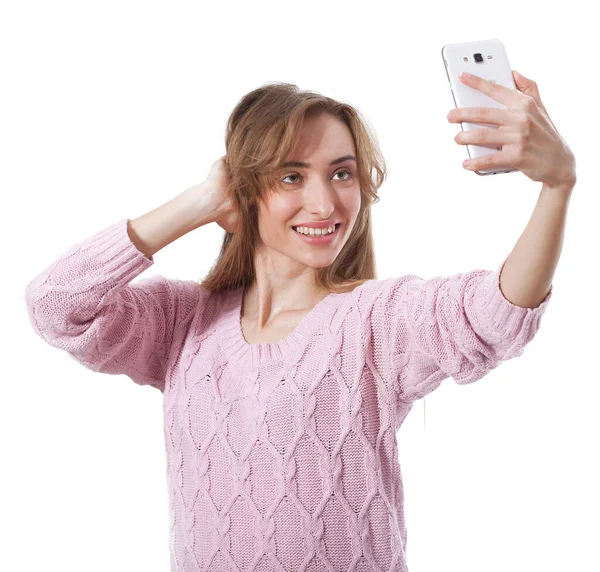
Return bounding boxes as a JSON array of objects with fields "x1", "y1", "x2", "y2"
[
  {"x1": 512, "y1": 70, "x2": 543, "y2": 104},
  {"x1": 463, "y1": 149, "x2": 517, "y2": 172},
  {"x1": 455, "y1": 127, "x2": 515, "y2": 147},
  {"x1": 460, "y1": 72, "x2": 522, "y2": 106},
  {"x1": 448, "y1": 106, "x2": 508, "y2": 126}
]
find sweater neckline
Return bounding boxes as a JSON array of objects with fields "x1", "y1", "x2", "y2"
[{"x1": 219, "y1": 285, "x2": 342, "y2": 369}]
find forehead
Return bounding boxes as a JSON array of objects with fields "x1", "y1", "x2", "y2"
[
  {"x1": 286, "y1": 114, "x2": 355, "y2": 164},
  {"x1": 282, "y1": 154, "x2": 356, "y2": 169}
]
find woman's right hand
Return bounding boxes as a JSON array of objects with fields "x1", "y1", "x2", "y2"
[{"x1": 186, "y1": 155, "x2": 241, "y2": 233}]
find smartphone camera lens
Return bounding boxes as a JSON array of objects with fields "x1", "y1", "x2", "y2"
[{"x1": 474, "y1": 53, "x2": 484, "y2": 63}]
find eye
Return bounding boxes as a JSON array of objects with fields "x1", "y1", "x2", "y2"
[{"x1": 281, "y1": 168, "x2": 355, "y2": 185}]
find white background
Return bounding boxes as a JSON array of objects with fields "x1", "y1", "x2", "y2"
[{"x1": 2, "y1": 1, "x2": 598, "y2": 571}]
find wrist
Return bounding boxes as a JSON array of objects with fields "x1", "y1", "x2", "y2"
[{"x1": 180, "y1": 184, "x2": 220, "y2": 229}]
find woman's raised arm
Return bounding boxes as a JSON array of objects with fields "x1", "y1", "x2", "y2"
[{"x1": 24, "y1": 173, "x2": 227, "y2": 392}]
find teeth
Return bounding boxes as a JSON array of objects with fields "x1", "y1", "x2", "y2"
[{"x1": 293, "y1": 225, "x2": 337, "y2": 236}]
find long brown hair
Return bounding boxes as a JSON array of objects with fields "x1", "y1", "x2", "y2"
[{"x1": 199, "y1": 81, "x2": 387, "y2": 295}]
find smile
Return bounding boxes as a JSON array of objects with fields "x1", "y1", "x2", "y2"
[{"x1": 292, "y1": 223, "x2": 341, "y2": 244}]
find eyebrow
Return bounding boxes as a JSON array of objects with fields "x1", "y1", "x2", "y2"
[{"x1": 282, "y1": 154, "x2": 356, "y2": 168}]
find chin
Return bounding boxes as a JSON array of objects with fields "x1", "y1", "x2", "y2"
[{"x1": 292, "y1": 254, "x2": 337, "y2": 268}]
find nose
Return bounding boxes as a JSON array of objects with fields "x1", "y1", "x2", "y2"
[{"x1": 303, "y1": 180, "x2": 337, "y2": 219}]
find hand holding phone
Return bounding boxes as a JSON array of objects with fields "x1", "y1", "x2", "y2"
[{"x1": 442, "y1": 39, "x2": 518, "y2": 176}]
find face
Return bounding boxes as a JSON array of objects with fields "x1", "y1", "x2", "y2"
[{"x1": 255, "y1": 114, "x2": 362, "y2": 273}]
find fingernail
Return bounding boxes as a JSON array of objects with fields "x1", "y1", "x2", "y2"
[{"x1": 460, "y1": 71, "x2": 470, "y2": 79}]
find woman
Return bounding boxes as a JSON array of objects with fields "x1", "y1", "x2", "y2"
[{"x1": 25, "y1": 73, "x2": 572, "y2": 571}]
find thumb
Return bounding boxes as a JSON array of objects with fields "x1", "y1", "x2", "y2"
[
  {"x1": 512, "y1": 70, "x2": 559, "y2": 133},
  {"x1": 513, "y1": 69, "x2": 544, "y2": 107}
]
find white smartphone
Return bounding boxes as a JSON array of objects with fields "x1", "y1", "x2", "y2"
[{"x1": 441, "y1": 39, "x2": 518, "y2": 176}]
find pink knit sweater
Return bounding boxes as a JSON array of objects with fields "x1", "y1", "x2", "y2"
[{"x1": 24, "y1": 218, "x2": 553, "y2": 572}]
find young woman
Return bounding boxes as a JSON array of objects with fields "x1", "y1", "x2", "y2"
[{"x1": 25, "y1": 74, "x2": 571, "y2": 571}]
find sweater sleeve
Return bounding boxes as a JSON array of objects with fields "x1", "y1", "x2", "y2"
[
  {"x1": 23, "y1": 218, "x2": 202, "y2": 392},
  {"x1": 376, "y1": 255, "x2": 553, "y2": 404}
]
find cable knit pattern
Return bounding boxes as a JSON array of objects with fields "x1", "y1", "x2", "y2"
[{"x1": 24, "y1": 218, "x2": 553, "y2": 572}]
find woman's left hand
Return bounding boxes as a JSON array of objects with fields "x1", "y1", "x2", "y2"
[{"x1": 448, "y1": 70, "x2": 576, "y2": 192}]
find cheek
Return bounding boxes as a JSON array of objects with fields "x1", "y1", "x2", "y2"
[
  {"x1": 341, "y1": 189, "x2": 362, "y2": 218},
  {"x1": 257, "y1": 207, "x2": 296, "y2": 242},
  {"x1": 261, "y1": 194, "x2": 299, "y2": 220}
]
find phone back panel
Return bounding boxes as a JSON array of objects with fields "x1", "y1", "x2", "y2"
[{"x1": 442, "y1": 39, "x2": 518, "y2": 176}]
